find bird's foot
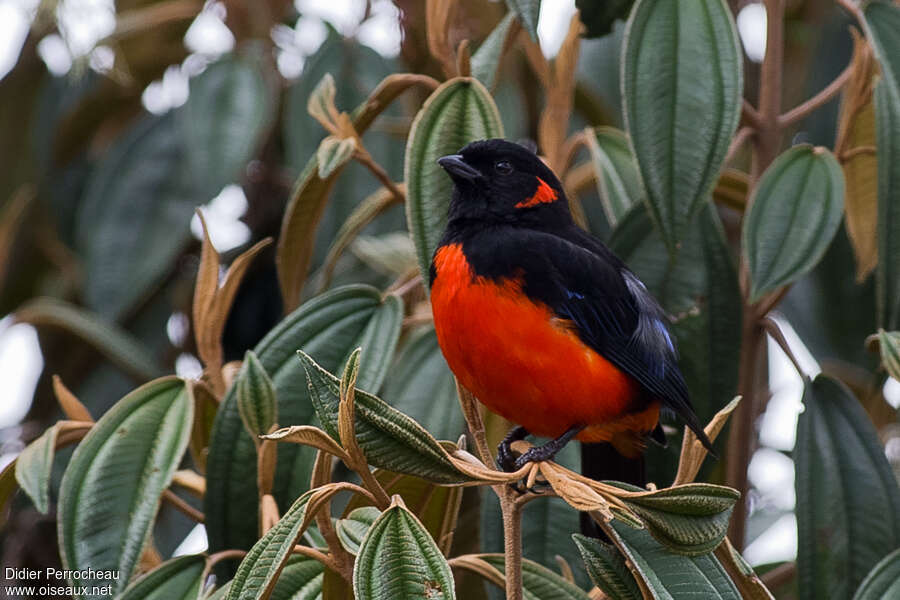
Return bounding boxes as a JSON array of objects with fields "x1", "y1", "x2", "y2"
[
  {"x1": 511, "y1": 424, "x2": 585, "y2": 471},
  {"x1": 496, "y1": 426, "x2": 529, "y2": 472}
]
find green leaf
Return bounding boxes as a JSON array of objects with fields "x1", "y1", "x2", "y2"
[
  {"x1": 471, "y1": 12, "x2": 517, "y2": 89},
  {"x1": 795, "y1": 374, "x2": 900, "y2": 599},
  {"x1": 504, "y1": 0, "x2": 540, "y2": 40},
  {"x1": 351, "y1": 232, "x2": 418, "y2": 277},
  {"x1": 299, "y1": 350, "x2": 469, "y2": 484},
  {"x1": 206, "y1": 286, "x2": 402, "y2": 555},
  {"x1": 618, "y1": 483, "x2": 740, "y2": 555},
  {"x1": 76, "y1": 114, "x2": 193, "y2": 318},
  {"x1": 15, "y1": 423, "x2": 58, "y2": 513},
  {"x1": 853, "y1": 547, "x2": 900, "y2": 600},
  {"x1": 405, "y1": 77, "x2": 503, "y2": 288},
  {"x1": 118, "y1": 554, "x2": 206, "y2": 600},
  {"x1": 572, "y1": 534, "x2": 641, "y2": 600},
  {"x1": 337, "y1": 506, "x2": 381, "y2": 555},
  {"x1": 344, "y1": 293, "x2": 403, "y2": 393},
  {"x1": 58, "y1": 377, "x2": 193, "y2": 598},
  {"x1": 577, "y1": 0, "x2": 635, "y2": 38},
  {"x1": 584, "y1": 127, "x2": 643, "y2": 226},
  {"x1": 876, "y1": 329, "x2": 900, "y2": 380},
  {"x1": 15, "y1": 297, "x2": 163, "y2": 381},
  {"x1": 236, "y1": 350, "x2": 278, "y2": 439},
  {"x1": 227, "y1": 489, "x2": 320, "y2": 600},
  {"x1": 180, "y1": 52, "x2": 272, "y2": 198},
  {"x1": 316, "y1": 136, "x2": 357, "y2": 178},
  {"x1": 382, "y1": 326, "x2": 466, "y2": 441},
  {"x1": 605, "y1": 520, "x2": 741, "y2": 599},
  {"x1": 622, "y1": 0, "x2": 742, "y2": 250},
  {"x1": 479, "y1": 555, "x2": 592, "y2": 600},
  {"x1": 742, "y1": 145, "x2": 845, "y2": 302},
  {"x1": 270, "y1": 556, "x2": 324, "y2": 600},
  {"x1": 864, "y1": 0, "x2": 900, "y2": 329},
  {"x1": 353, "y1": 501, "x2": 456, "y2": 600}
]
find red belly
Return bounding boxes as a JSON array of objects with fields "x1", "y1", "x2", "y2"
[{"x1": 431, "y1": 244, "x2": 653, "y2": 444}]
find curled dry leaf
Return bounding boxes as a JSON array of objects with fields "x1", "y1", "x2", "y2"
[
  {"x1": 193, "y1": 210, "x2": 272, "y2": 398},
  {"x1": 260, "y1": 493, "x2": 280, "y2": 535},
  {"x1": 52, "y1": 375, "x2": 93, "y2": 423},
  {"x1": 257, "y1": 437, "x2": 277, "y2": 497},
  {"x1": 263, "y1": 425, "x2": 351, "y2": 463},
  {"x1": 674, "y1": 396, "x2": 741, "y2": 486},
  {"x1": 426, "y1": 0, "x2": 458, "y2": 79},
  {"x1": 538, "y1": 12, "x2": 584, "y2": 173}
]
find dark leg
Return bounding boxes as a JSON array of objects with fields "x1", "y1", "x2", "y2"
[
  {"x1": 497, "y1": 426, "x2": 529, "y2": 472},
  {"x1": 513, "y1": 424, "x2": 585, "y2": 470}
]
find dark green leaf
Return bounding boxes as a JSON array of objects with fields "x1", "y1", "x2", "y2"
[
  {"x1": 577, "y1": 0, "x2": 635, "y2": 38},
  {"x1": 622, "y1": 0, "x2": 742, "y2": 250},
  {"x1": 353, "y1": 501, "x2": 456, "y2": 600},
  {"x1": 382, "y1": 326, "x2": 465, "y2": 441},
  {"x1": 742, "y1": 145, "x2": 845, "y2": 302},
  {"x1": 15, "y1": 423, "x2": 58, "y2": 513},
  {"x1": 270, "y1": 556, "x2": 324, "y2": 600},
  {"x1": 795, "y1": 374, "x2": 900, "y2": 599},
  {"x1": 337, "y1": 506, "x2": 381, "y2": 555},
  {"x1": 236, "y1": 350, "x2": 278, "y2": 439},
  {"x1": 584, "y1": 127, "x2": 642, "y2": 226},
  {"x1": 118, "y1": 554, "x2": 205, "y2": 600},
  {"x1": 58, "y1": 377, "x2": 193, "y2": 598},
  {"x1": 206, "y1": 286, "x2": 401, "y2": 555},
  {"x1": 479, "y1": 554, "x2": 592, "y2": 600},
  {"x1": 76, "y1": 114, "x2": 193, "y2": 318},
  {"x1": 607, "y1": 520, "x2": 741, "y2": 599},
  {"x1": 572, "y1": 534, "x2": 641, "y2": 600},
  {"x1": 472, "y1": 12, "x2": 517, "y2": 89},
  {"x1": 504, "y1": 0, "x2": 540, "y2": 40},
  {"x1": 299, "y1": 350, "x2": 469, "y2": 484},
  {"x1": 180, "y1": 52, "x2": 272, "y2": 198},
  {"x1": 405, "y1": 77, "x2": 503, "y2": 287},
  {"x1": 853, "y1": 547, "x2": 900, "y2": 600}
]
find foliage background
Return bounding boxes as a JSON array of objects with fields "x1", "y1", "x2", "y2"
[{"x1": 0, "y1": 0, "x2": 899, "y2": 598}]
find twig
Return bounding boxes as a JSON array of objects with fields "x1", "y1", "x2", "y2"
[
  {"x1": 162, "y1": 490, "x2": 204, "y2": 522},
  {"x1": 753, "y1": 0, "x2": 786, "y2": 179},
  {"x1": 742, "y1": 99, "x2": 763, "y2": 129},
  {"x1": 840, "y1": 145, "x2": 876, "y2": 161},
  {"x1": 293, "y1": 544, "x2": 340, "y2": 572},
  {"x1": 755, "y1": 285, "x2": 791, "y2": 318},
  {"x1": 354, "y1": 148, "x2": 405, "y2": 202},
  {"x1": 762, "y1": 317, "x2": 806, "y2": 377},
  {"x1": 779, "y1": 61, "x2": 853, "y2": 127},
  {"x1": 499, "y1": 490, "x2": 524, "y2": 600},
  {"x1": 455, "y1": 380, "x2": 493, "y2": 466},
  {"x1": 761, "y1": 560, "x2": 796, "y2": 590},
  {"x1": 725, "y1": 126, "x2": 755, "y2": 163}
]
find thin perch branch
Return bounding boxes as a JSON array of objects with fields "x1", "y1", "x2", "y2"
[
  {"x1": 162, "y1": 490, "x2": 204, "y2": 522},
  {"x1": 725, "y1": 126, "x2": 755, "y2": 162},
  {"x1": 778, "y1": 61, "x2": 853, "y2": 127}
]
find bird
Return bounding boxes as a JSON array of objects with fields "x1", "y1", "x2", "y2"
[{"x1": 428, "y1": 138, "x2": 714, "y2": 496}]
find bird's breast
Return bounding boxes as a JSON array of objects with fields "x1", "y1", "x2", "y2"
[{"x1": 430, "y1": 243, "x2": 644, "y2": 440}]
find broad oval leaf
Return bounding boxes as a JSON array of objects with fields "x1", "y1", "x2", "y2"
[
  {"x1": 270, "y1": 556, "x2": 324, "y2": 600},
  {"x1": 742, "y1": 145, "x2": 845, "y2": 302},
  {"x1": 478, "y1": 554, "x2": 592, "y2": 600},
  {"x1": 337, "y1": 506, "x2": 381, "y2": 555},
  {"x1": 795, "y1": 374, "x2": 900, "y2": 599},
  {"x1": 853, "y1": 547, "x2": 900, "y2": 600},
  {"x1": 118, "y1": 554, "x2": 205, "y2": 600},
  {"x1": 382, "y1": 326, "x2": 465, "y2": 441},
  {"x1": 584, "y1": 127, "x2": 643, "y2": 226},
  {"x1": 75, "y1": 114, "x2": 194, "y2": 318},
  {"x1": 299, "y1": 350, "x2": 469, "y2": 484},
  {"x1": 353, "y1": 501, "x2": 456, "y2": 600},
  {"x1": 572, "y1": 534, "x2": 641, "y2": 600},
  {"x1": 619, "y1": 483, "x2": 740, "y2": 555},
  {"x1": 622, "y1": 0, "x2": 742, "y2": 250},
  {"x1": 236, "y1": 350, "x2": 277, "y2": 439},
  {"x1": 179, "y1": 52, "x2": 272, "y2": 199},
  {"x1": 472, "y1": 12, "x2": 518, "y2": 90},
  {"x1": 405, "y1": 77, "x2": 503, "y2": 287},
  {"x1": 864, "y1": 0, "x2": 900, "y2": 329},
  {"x1": 205, "y1": 285, "x2": 402, "y2": 555},
  {"x1": 605, "y1": 519, "x2": 741, "y2": 599},
  {"x1": 58, "y1": 377, "x2": 193, "y2": 598}
]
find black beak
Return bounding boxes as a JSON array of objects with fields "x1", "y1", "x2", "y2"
[{"x1": 437, "y1": 154, "x2": 482, "y2": 181}]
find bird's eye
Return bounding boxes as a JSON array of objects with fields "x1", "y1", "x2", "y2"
[{"x1": 494, "y1": 160, "x2": 513, "y2": 175}]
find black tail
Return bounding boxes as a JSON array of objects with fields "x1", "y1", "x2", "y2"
[{"x1": 579, "y1": 441, "x2": 646, "y2": 537}]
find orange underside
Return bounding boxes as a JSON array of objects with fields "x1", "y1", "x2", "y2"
[{"x1": 431, "y1": 243, "x2": 659, "y2": 457}]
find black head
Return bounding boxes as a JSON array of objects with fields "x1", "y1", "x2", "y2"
[{"x1": 437, "y1": 139, "x2": 571, "y2": 227}]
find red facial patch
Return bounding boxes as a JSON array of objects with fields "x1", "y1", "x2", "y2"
[{"x1": 514, "y1": 177, "x2": 558, "y2": 208}]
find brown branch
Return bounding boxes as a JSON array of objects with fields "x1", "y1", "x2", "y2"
[
  {"x1": 779, "y1": 61, "x2": 853, "y2": 127},
  {"x1": 455, "y1": 380, "x2": 493, "y2": 466},
  {"x1": 742, "y1": 99, "x2": 763, "y2": 129},
  {"x1": 840, "y1": 145, "x2": 876, "y2": 161},
  {"x1": 753, "y1": 0, "x2": 786, "y2": 179},
  {"x1": 354, "y1": 149, "x2": 405, "y2": 203},
  {"x1": 755, "y1": 284, "x2": 792, "y2": 318},
  {"x1": 835, "y1": 0, "x2": 865, "y2": 26},
  {"x1": 762, "y1": 317, "x2": 806, "y2": 377},
  {"x1": 499, "y1": 490, "x2": 524, "y2": 600},
  {"x1": 162, "y1": 490, "x2": 204, "y2": 522},
  {"x1": 726, "y1": 126, "x2": 755, "y2": 163},
  {"x1": 292, "y1": 544, "x2": 340, "y2": 572}
]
